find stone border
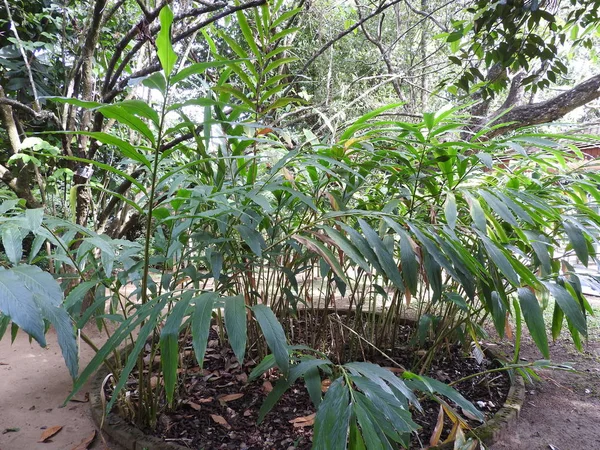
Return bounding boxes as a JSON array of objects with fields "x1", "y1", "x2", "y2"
[
  {"x1": 89, "y1": 341, "x2": 525, "y2": 450},
  {"x1": 431, "y1": 368, "x2": 526, "y2": 449},
  {"x1": 89, "y1": 361, "x2": 189, "y2": 450}
]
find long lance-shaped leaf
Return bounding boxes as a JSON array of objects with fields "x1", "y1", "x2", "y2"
[
  {"x1": 97, "y1": 105, "x2": 155, "y2": 145},
  {"x1": 156, "y1": 6, "x2": 177, "y2": 77},
  {"x1": 403, "y1": 372, "x2": 484, "y2": 422},
  {"x1": 64, "y1": 295, "x2": 164, "y2": 405},
  {"x1": 172, "y1": 60, "x2": 246, "y2": 84},
  {"x1": 161, "y1": 296, "x2": 192, "y2": 406},
  {"x1": 106, "y1": 296, "x2": 169, "y2": 413},
  {"x1": 320, "y1": 225, "x2": 371, "y2": 274},
  {"x1": 253, "y1": 304, "x2": 289, "y2": 377},
  {"x1": 479, "y1": 190, "x2": 519, "y2": 227},
  {"x1": 191, "y1": 292, "x2": 217, "y2": 369},
  {"x1": 313, "y1": 377, "x2": 352, "y2": 450},
  {"x1": 292, "y1": 235, "x2": 348, "y2": 284},
  {"x1": 543, "y1": 282, "x2": 587, "y2": 336},
  {"x1": 57, "y1": 131, "x2": 150, "y2": 166},
  {"x1": 358, "y1": 219, "x2": 404, "y2": 290},
  {"x1": 224, "y1": 295, "x2": 247, "y2": 363},
  {"x1": 517, "y1": 288, "x2": 550, "y2": 358},
  {"x1": 478, "y1": 232, "x2": 520, "y2": 286},
  {"x1": 563, "y1": 220, "x2": 589, "y2": 266},
  {"x1": 382, "y1": 219, "x2": 418, "y2": 295}
]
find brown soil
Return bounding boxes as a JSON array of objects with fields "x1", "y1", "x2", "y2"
[
  {"x1": 1, "y1": 321, "x2": 599, "y2": 450},
  {"x1": 127, "y1": 325, "x2": 509, "y2": 449}
]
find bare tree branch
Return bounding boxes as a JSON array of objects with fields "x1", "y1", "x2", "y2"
[{"x1": 484, "y1": 74, "x2": 600, "y2": 137}]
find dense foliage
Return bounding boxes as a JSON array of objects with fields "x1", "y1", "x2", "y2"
[{"x1": 1, "y1": 0, "x2": 600, "y2": 448}]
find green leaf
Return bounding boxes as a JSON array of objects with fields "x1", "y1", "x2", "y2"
[
  {"x1": 479, "y1": 190, "x2": 518, "y2": 227},
  {"x1": 63, "y1": 131, "x2": 150, "y2": 166},
  {"x1": 353, "y1": 395, "x2": 389, "y2": 450},
  {"x1": 563, "y1": 220, "x2": 589, "y2": 266},
  {"x1": 116, "y1": 99, "x2": 160, "y2": 126},
  {"x1": 478, "y1": 233, "x2": 520, "y2": 286},
  {"x1": 399, "y1": 229, "x2": 418, "y2": 295},
  {"x1": 551, "y1": 301, "x2": 564, "y2": 340},
  {"x1": 106, "y1": 297, "x2": 168, "y2": 412},
  {"x1": 2, "y1": 226, "x2": 22, "y2": 265},
  {"x1": 320, "y1": 225, "x2": 371, "y2": 273},
  {"x1": 142, "y1": 72, "x2": 167, "y2": 94},
  {"x1": 172, "y1": 60, "x2": 245, "y2": 84},
  {"x1": 358, "y1": 219, "x2": 404, "y2": 290},
  {"x1": 543, "y1": 282, "x2": 587, "y2": 336},
  {"x1": 236, "y1": 10, "x2": 261, "y2": 59},
  {"x1": 344, "y1": 362, "x2": 419, "y2": 407},
  {"x1": 161, "y1": 296, "x2": 191, "y2": 406},
  {"x1": 517, "y1": 288, "x2": 550, "y2": 358},
  {"x1": 252, "y1": 304, "x2": 289, "y2": 377},
  {"x1": 313, "y1": 378, "x2": 351, "y2": 450},
  {"x1": 444, "y1": 192, "x2": 457, "y2": 230},
  {"x1": 156, "y1": 5, "x2": 178, "y2": 77},
  {"x1": 25, "y1": 208, "x2": 44, "y2": 231},
  {"x1": 404, "y1": 373, "x2": 484, "y2": 422},
  {"x1": 191, "y1": 293, "x2": 216, "y2": 368},
  {"x1": 292, "y1": 235, "x2": 348, "y2": 284},
  {"x1": 0, "y1": 268, "x2": 45, "y2": 346},
  {"x1": 97, "y1": 105, "x2": 155, "y2": 145},
  {"x1": 235, "y1": 224, "x2": 265, "y2": 257},
  {"x1": 305, "y1": 366, "x2": 322, "y2": 407},
  {"x1": 224, "y1": 295, "x2": 247, "y2": 363},
  {"x1": 249, "y1": 354, "x2": 275, "y2": 382}
]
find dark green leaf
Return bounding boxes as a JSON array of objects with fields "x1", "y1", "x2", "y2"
[
  {"x1": 517, "y1": 288, "x2": 549, "y2": 358},
  {"x1": 224, "y1": 295, "x2": 247, "y2": 363},
  {"x1": 191, "y1": 293, "x2": 217, "y2": 369},
  {"x1": 543, "y1": 282, "x2": 586, "y2": 336},
  {"x1": 161, "y1": 296, "x2": 191, "y2": 406},
  {"x1": 313, "y1": 378, "x2": 351, "y2": 450},
  {"x1": 252, "y1": 304, "x2": 289, "y2": 377}
]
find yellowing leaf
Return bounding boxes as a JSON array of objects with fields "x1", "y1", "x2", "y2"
[{"x1": 429, "y1": 405, "x2": 444, "y2": 446}]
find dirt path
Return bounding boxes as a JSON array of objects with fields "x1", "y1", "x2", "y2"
[
  {"x1": 0, "y1": 325, "x2": 105, "y2": 450},
  {"x1": 490, "y1": 338, "x2": 600, "y2": 450},
  {"x1": 1, "y1": 325, "x2": 600, "y2": 450}
]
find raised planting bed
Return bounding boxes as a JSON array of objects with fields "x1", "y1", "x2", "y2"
[{"x1": 89, "y1": 318, "x2": 524, "y2": 450}]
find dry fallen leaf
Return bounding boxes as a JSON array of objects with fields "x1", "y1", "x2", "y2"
[
  {"x1": 263, "y1": 381, "x2": 273, "y2": 393},
  {"x1": 210, "y1": 414, "x2": 231, "y2": 430},
  {"x1": 198, "y1": 397, "x2": 214, "y2": 403},
  {"x1": 289, "y1": 413, "x2": 316, "y2": 428},
  {"x1": 71, "y1": 430, "x2": 96, "y2": 450},
  {"x1": 243, "y1": 409, "x2": 252, "y2": 417},
  {"x1": 236, "y1": 373, "x2": 248, "y2": 383},
  {"x1": 39, "y1": 425, "x2": 63, "y2": 443},
  {"x1": 429, "y1": 405, "x2": 444, "y2": 447},
  {"x1": 187, "y1": 402, "x2": 202, "y2": 411},
  {"x1": 219, "y1": 393, "x2": 244, "y2": 403}
]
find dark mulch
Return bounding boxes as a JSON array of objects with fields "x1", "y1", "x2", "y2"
[{"x1": 116, "y1": 318, "x2": 510, "y2": 449}]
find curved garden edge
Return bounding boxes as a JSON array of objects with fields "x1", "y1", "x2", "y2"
[{"x1": 88, "y1": 348, "x2": 526, "y2": 450}]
